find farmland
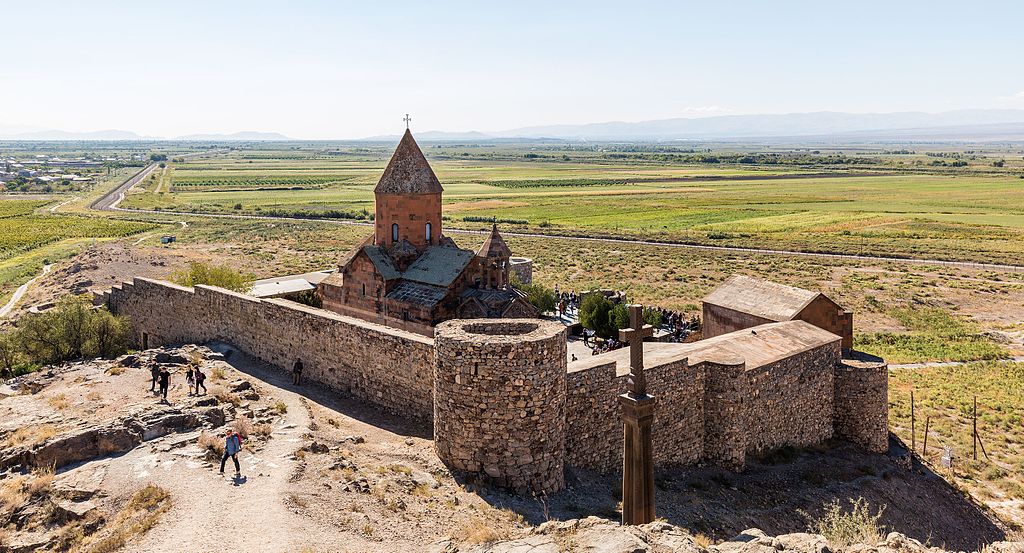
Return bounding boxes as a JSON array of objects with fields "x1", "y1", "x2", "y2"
[
  {"x1": 0, "y1": 198, "x2": 155, "y2": 305},
  {"x1": 120, "y1": 144, "x2": 1024, "y2": 264}
]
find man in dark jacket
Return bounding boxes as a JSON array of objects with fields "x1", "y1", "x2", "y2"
[
  {"x1": 158, "y1": 366, "x2": 171, "y2": 402},
  {"x1": 292, "y1": 358, "x2": 303, "y2": 386}
]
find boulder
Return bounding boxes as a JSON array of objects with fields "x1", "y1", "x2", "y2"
[
  {"x1": 229, "y1": 379, "x2": 252, "y2": 393},
  {"x1": 154, "y1": 351, "x2": 188, "y2": 365},
  {"x1": 575, "y1": 526, "x2": 649, "y2": 552},
  {"x1": 117, "y1": 354, "x2": 140, "y2": 367},
  {"x1": 776, "y1": 533, "x2": 830, "y2": 553},
  {"x1": 475, "y1": 536, "x2": 560, "y2": 553},
  {"x1": 54, "y1": 499, "x2": 99, "y2": 520}
]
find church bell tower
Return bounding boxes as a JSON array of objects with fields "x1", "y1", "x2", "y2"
[{"x1": 373, "y1": 127, "x2": 443, "y2": 251}]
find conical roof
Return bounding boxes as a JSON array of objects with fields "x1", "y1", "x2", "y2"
[
  {"x1": 478, "y1": 223, "x2": 512, "y2": 258},
  {"x1": 374, "y1": 129, "x2": 443, "y2": 195}
]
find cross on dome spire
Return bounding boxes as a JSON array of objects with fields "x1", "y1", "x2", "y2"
[{"x1": 403, "y1": 113, "x2": 411, "y2": 129}]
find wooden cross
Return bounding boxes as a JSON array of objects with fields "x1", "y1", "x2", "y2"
[
  {"x1": 403, "y1": 113, "x2": 412, "y2": 129},
  {"x1": 619, "y1": 304, "x2": 653, "y2": 397}
]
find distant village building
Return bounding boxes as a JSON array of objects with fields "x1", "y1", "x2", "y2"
[
  {"x1": 702, "y1": 274, "x2": 853, "y2": 350},
  {"x1": 318, "y1": 129, "x2": 537, "y2": 335}
]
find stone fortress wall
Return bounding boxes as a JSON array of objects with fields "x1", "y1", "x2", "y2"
[
  {"x1": 434, "y1": 319, "x2": 566, "y2": 494},
  {"x1": 97, "y1": 278, "x2": 435, "y2": 422},
  {"x1": 99, "y1": 278, "x2": 888, "y2": 491}
]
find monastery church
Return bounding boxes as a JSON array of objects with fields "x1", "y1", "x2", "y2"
[{"x1": 318, "y1": 129, "x2": 537, "y2": 335}]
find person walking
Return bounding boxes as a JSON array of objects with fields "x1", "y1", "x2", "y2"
[
  {"x1": 149, "y1": 365, "x2": 160, "y2": 394},
  {"x1": 220, "y1": 429, "x2": 242, "y2": 477},
  {"x1": 194, "y1": 367, "x2": 207, "y2": 395},
  {"x1": 185, "y1": 366, "x2": 196, "y2": 396},
  {"x1": 158, "y1": 366, "x2": 171, "y2": 402},
  {"x1": 292, "y1": 358, "x2": 303, "y2": 386}
]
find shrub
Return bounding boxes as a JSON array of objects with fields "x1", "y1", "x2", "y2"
[
  {"x1": 516, "y1": 282, "x2": 557, "y2": 314},
  {"x1": 10, "y1": 296, "x2": 130, "y2": 366},
  {"x1": 804, "y1": 498, "x2": 885, "y2": 547},
  {"x1": 579, "y1": 294, "x2": 615, "y2": 337},
  {"x1": 272, "y1": 401, "x2": 288, "y2": 414},
  {"x1": 170, "y1": 262, "x2": 253, "y2": 293}
]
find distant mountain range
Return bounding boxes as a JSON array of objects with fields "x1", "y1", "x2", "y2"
[
  {"x1": 5, "y1": 109, "x2": 1024, "y2": 142},
  {"x1": 487, "y1": 109, "x2": 1024, "y2": 140},
  {"x1": 0, "y1": 127, "x2": 291, "y2": 141}
]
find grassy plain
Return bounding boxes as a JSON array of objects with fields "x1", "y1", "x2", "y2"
[
  {"x1": 121, "y1": 147, "x2": 1024, "y2": 263},
  {"x1": 890, "y1": 361, "x2": 1024, "y2": 528}
]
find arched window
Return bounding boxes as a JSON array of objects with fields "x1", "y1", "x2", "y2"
[
  {"x1": 425, "y1": 222, "x2": 433, "y2": 244},
  {"x1": 391, "y1": 223, "x2": 399, "y2": 243}
]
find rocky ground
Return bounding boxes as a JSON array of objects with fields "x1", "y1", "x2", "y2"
[{"x1": 1, "y1": 344, "x2": 1021, "y2": 552}]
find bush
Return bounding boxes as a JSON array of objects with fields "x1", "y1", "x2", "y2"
[
  {"x1": 516, "y1": 282, "x2": 557, "y2": 314},
  {"x1": 8, "y1": 296, "x2": 130, "y2": 367},
  {"x1": 579, "y1": 294, "x2": 615, "y2": 337},
  {"x1": 171, "y1": 262, "x2": 253, "y2": 293},
  {"x1": 804, "y1": 498, "x2": 885, "y2": 547}
]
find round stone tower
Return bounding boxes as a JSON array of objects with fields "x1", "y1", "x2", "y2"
[{"x1": 434, "y1": 319, "x2": 567, "y2": 494}]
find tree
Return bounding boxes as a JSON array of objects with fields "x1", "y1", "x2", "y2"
[
  {"x1": 579, "y1": 294, "x2": 614, "y2": 337},
  {"x1": 611, "y1": 303, "x2": 629, "y2": 330},
  {"x1": 0, "y1": 333, "x2": 20, "y2": 378},
  {"x1": 517, "y1": 282, "x2": 557, "y2": 314},
  {"x1": 89, "y1": 309, "x2": 130, "y2": 359},
  {"x1": 13, "y1": 297, "x2": 131, "y2": 365},
  {"x1": 171, "y1": 262, "x2": 253, "y2": 293}
]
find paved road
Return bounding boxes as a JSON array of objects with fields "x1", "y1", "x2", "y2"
[
  {"x1": 90, "y1": 166, "x2": 1024, "y2": 274},
  {"x1": 90, "y1": 163, "x2": 160, "y2": 211},
  {"x1": 0, "y1": 264, "x2": 52, "y2": 318}
]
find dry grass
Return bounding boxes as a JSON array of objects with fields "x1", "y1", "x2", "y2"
[
  {"x1": 253, "y1": 423, "x2": 273, "y2": 437},
  {"x1": 452, "y1": 515, "x2": 512, "y2": 545},
  {"x1": 3, "y1": 423, "x2": 58, "y2": 448},
  {"x1": 0, "y1": 475, "x2": 30, "y2": 516},
  {"x1": 272, "y1": 400, "x2": 288, "y2": 414},
  {"x1": 80, "y1": 484, "x2": 171, "y2": 553},
  {"x1": 197, "y1": 431, "x2": 224, "y2": 457},
  {"x1": 48, "y1": 393, "x2": 71, "y2": 410},
  {"x1": 693, "y1": 533, "x2": 715, "y2": 547},
  {"x1": 231, "y1": 417, "x2": 253, "y2": 439},
  {"x1": 215, "y1": 391, "x2": 240, "y2": 407},
  {"x1": 85, "y1": 391, "x2": 101, "y2": 401},
  {"x1": 106, "y1": 366, "x2": 124, "y2": 376},
  {"x1": 211, "y1": 366, "x2": 226, "y2": 381}
]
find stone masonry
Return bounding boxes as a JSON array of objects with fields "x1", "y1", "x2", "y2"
[
  {"x1": 98, "y1": 278, "x2": 888, "y2": 493},
  {"x1": 434, "y1": 320, "x2": 567, "y2": 494}
]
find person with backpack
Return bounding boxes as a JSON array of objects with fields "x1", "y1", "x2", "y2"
[
  {"x1": 194, "y1": 367, "x2": 207, "y2": 395},
  {"x1": 220, "y1": 429, "x2": 242, "y2": 477},
  {"x1": 292, "y1": 358, "x2": 303, "y2": 386}
]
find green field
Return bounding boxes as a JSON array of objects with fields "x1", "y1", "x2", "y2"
[
  {"x1": 120, "y1": 147, "x2": 1024, "y2": 264},
  {"x1": 0, "y1": 199, "x2": 155, "y2": 305}
]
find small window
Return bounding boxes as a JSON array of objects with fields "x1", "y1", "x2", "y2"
[
  {"x1": 425, "y1": 222, "x2": 432, "y2": 244},
  {"x1": 361, "y1": 283, "x2": 366, "y2": 296},
  {"x1": 391, "y1": 223, "x2": 399, "y2": 242}
]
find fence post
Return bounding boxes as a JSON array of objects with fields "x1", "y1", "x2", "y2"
[
  {"x1": 923, "y1": 416, "x2": 930, "y2": 457},
  {"x1": 973, "y1": 395, "x2": 978, "y2": 462},
  {"x1": 911, "y1": 390, "x2": 916, "y2": 454}
]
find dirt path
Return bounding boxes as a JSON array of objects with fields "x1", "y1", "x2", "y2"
[
  {"x1": 0, "y1": 263, "x2": 51, "y2": 318},
  {"x1": 889, "y1": 356, "x2": 1024, "y2": 370},
  {"x1": 123, "y1": 356, "x2": 337, "y2": 553}
]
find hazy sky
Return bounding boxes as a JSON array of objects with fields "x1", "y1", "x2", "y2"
[{"x1": 3, "y1": 0, "x2": 1023, "y2": 139}]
